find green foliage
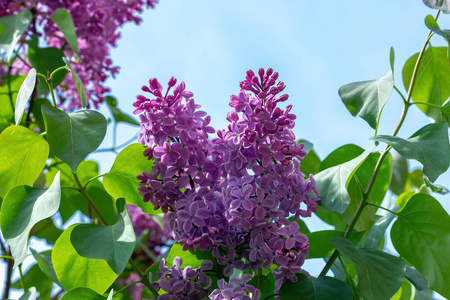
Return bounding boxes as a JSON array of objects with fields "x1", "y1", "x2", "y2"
[
  {"x1": 0, "y1": 172, "x2": 60, "y2": 268},
  {"x1": 0, "y1": 8, "x2": 32, "y2": 62},
  {"x1": 391, "y1": 193, "x2": 450, "y2": 298},
  {"x1": 331, "y1": 237, "x2": 406, "y2": 300},
  {"x1": 61, "y1": 288, "x2": 114, "y2": 300},
  {"x1": 390, "y1": 153, "x2": 409, "y2": 195},
  {"x1": 62, "y1": 57, "x2": 87, "y2": 108},
  {"x1": 105, "y1": 96, "x2": 139, "y2": 126},
  {"x1": 30, "y1": 248, "x2": 61, "y2": 286},
  {"x1": 52, "y1": 225, "x2": 118, "y2": 294},
  {"x1": 306, "y1": 230, "x2": 364, "y2": 259},
  {"x1": 51, "y1": 9, "x2": 79, "y2": 56},
  {"x1": 103, "y1": 143, "x2": 157, "y2": 214},
  {"x1": 0, "y1": 125, "x2": 49, "y2": 198},
  {"x1": 18, "y1": 287, "x2": 36, "y2": 300},
  {"x1": 11, "y1": 264, "x2": 53, "y2": 299},
  {"x1": 374, "y1": 123, "x2": 450, "y2": 182},
  {"x1": 0, "y1": 74, "x2": 26, "y2": 131},
  {"x1": 14, "y1": 68, "x2": 36, "y2": 125},
  {"x1": 364, "y1": 205, "x2": 398, "y2": 249},
  {"x1": 42, "y1": 104, "x2": 107, "y2": 172},
  {"x1": 280, "y1": 273, "x2": 353, "y2": 300},
  {"x1": 405, "y1": 265, "x2": 428, "y2": 291},
  {"x1": 166, "y1": 243, "x2": 214, "y2": 269}
]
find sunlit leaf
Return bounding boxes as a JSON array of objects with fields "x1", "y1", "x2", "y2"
[
  {"x1": 51, "y1": 9, "x2": 79, "y2": 56},
  {"x1": 0, "y1": 8, "x2": 32, "y2": 62},
  {"x1": 61, "y1": 287, "x2": 111, "y2": 300},
  {"x1": 15, "y1": 68, "x2": 36, "y2": 125},
  {"x1": 424, "y1": 15, "x2": 450, "y2": 64},
  {"x1": 62, "y1": 57, "x2": 87, "y2": 108},
  {"x1": 166, "y1": 243, "x2": 214, "y2": 269},
  {"x1": 0, "y1": 74, "x2": 26, "y2": 131}
]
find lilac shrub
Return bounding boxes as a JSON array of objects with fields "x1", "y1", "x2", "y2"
[{"x1": 134, "y1": 68, "x2": 320, "y2": 294}]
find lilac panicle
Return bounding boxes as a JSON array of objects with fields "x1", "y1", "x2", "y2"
[
  {"x1": 135, "y1": 69, "x2": 320, "y2": 293},
  {"x1": 209, "y1": 275, "x2": 261, "y2": 300}
]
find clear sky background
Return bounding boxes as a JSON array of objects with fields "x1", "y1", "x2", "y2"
[{"x1": 2, "y1": 1, "x2": 450, "y2": 298}]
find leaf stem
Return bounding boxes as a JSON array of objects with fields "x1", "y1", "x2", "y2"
[
  {"x1": 410, "y1": 101, "x2": 444, "y2": 109},
  {"x1": 393, "y1": 85, "x2": 407, "y2": 104},
  {"x1": 49, "y1": 66, "x2": 69, "y2": 81},
  {"x1": 318, "y1": 10, "x2": 441, "y2": 277},
  {"x1": 128, "y1": 259, "x2": 159, "y2": 299},
  {"x1": 18, "y1": 264, "x2": 25, "y2": 291},
  {"x1": 366, "y1": 203, "x2": 398, "y2": 215},
  {"x1": 114, "y1": 280, "x2": 141, "y2": 296},
  {"x1": 83, "y1": 174, "x2": 106, "y2": 188}
]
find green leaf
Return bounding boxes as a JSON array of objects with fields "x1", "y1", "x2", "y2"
[
  {"x1": 51, "y1": 9, "x2": 79, "y2": 56},
  {"x1": 280, "y1": 273, "x2": 353, "y2": 300},
  {"x1": 30, "y1": 98, "x2": 51, "y2": 129},
  {"x1": 27, "y1": 36, "x2": 67, "y2": 95},
  {"x1": 390, "y1": 47, "x2": 395, "y2": 73},
  {"x1": 299, "y1": 142, "x2": 321, "y2": 179},
  {"x1": 11, "y1": 264, "x2": 53, "y2": 299},
  {"x1": 374, "y1": 123, "x2": 450, "y2": 182},
  {"x1": 339, "y1": 68, "x2": 393, "y2": 129},
  {"x1": 424, "y1": 15, "x2": 450, "y2": 64},
  {"x1": 52, "y1": 225, "x2": 118, "y2": 294},
  {"x1": 103, "y1": 143, "x2": 157, "y2": 214},
  {"x1": 391, "y1": 193, "x2": 450, "y2": 298},
  {"x1": 314, "y1": 205, "x2": 347, "y2": 231},
  {"x1": 71, "y1": 198, "x2": 135, "y2": 275},
  {"x1": 0, "y1": 8, "x2": 32, "y2": 62},
  {"x1": 394, "y1": 191, "x2": 415, "y2": 212},
  {"x1": 248, "y1": 273, "x2": 275, "y2": 299},
  {"x1": 364, "y1": 205, "x2": 398, "y2": 249},
  {"x1": 32, "y1": 217, "x2": 63, "y2": 245},
  {"x1": 0, "y1": 74, "x2": 26, "y2": 131},
  {"x1": 390, "y1": 153, "x2": 408, "y2": 195},
  {"x1": 61, "y1": 287, "x2": 110, "y2": 300},
  {"x1": 405, "y1": 266, "x2": 428, "y2": 291},
  {"x1": 331, "y1": 237, "x2": 406, "y2": 300},
  {"x1": 0, "y1": 125, "x2": 49, "y2": 198},
  {"x1": 18, "y1": 287, "x2": 36, "y2": 300},
  {"x1": 42, "y1": 104, "x2": 107, "y2": 172},
  {"x1": 403, "y1": 46, "x2": 450, "y2": 123},
  {"x1": 62, "y1": 57, "x2": 87, "y2": 108},
  {"x1": 423, "y1": 176, "x2": 449, "y2": 194},
  {"x1": 0, "y1": 171, "x2": 61, "y2": 268},
  {"x1": 105, "y1": 96, "x2": 139, "y2": 126},
  {"x1": 306, "y1": 230, "x2": 364, "y2": 259},
  {"x1": 14, "y1": 68, "x2": 36, "y2": 125},
  {"x1": 391, "y1": 279, "x2": 413, "y2": 300},
  {"x1": 423, "y1": 0, "x2": 450, "y2": 12},
  {"x1": 30, "y1": 248, "x2": 61, "y2": 286},
  {"x1": 166, "y1": 243, "x2": 214, "y2": 269},
  {"x1": 314, "y1": 143, "x2": 375, "y2": 214}
]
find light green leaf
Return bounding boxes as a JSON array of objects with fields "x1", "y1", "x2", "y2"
[
  {"x1": 314, "y1": 143, "x2": 375, "y2": 213},
  {"x1": 331, "y1": 237, "x2": 405, "y2": 300},
  {"x1": 15, "y1": 68, "x2": 36, "y2": 125},
  {"x1": 0, "y1": 74, "x2": 26, "y2": 131},
  {"x1": 0, "y1": 171, "x2": 61, "y2": 268},
  {"x1": 423, "y1": 0, "x2": 450, "y2": 12},
  {"x1": 306, "y1": 230, "x2": 364, "y2": 259},
  {"x1": 52, "y1": 225, "x2": 118, "y2": 294},
  {"x1": 18, "y1": 287, "x2": 36, "y2": 300},
  {"x1": 105, "y1": 96, "x2": 139, "y2": 126},
  {"x1": 61, "y1": 287, "x2": 110, "y2": 300},
  {"x1": 166, "y1": 243, "x2": 214, "y2": 269},
  {"x1": 424, "y1": 15, "x2": 450, "y2": 64},
  {"x1": 339, "y1": 68, "x2": 393, "y2": 129},
  {"x1": 298, "y1": 140, "x2": 320, "y2": 179},
  {"x1": 364, "y1": 205, "x2": 399, "y2": 249},
  {"x1": 0, "y1": 125, "x2": 49, "y2": 198},
  {"x1": 30, "y1": 248, "x2": 61, "y2": 286},
  {"x1": 391, "y1": 193, "x2": 450, "y2": 298},
  {"x1": 390, "y1": 153, "x2": 409, "y2": 195},
  {"x1": 11, "y1": 264, "x2": 53, "y2": 299},
  {"x1": 0, "y1": 8, "x2": 32, "y2": 62},
  {"x1": 280, "y1": 273, "x2": 353, "y2": 300},
  {"x1": 405, "y1": 265, "x2": 428, "y2": 291},
  {"x1": 51, "y1": 9, "x2": 79, "y2": 56},
  {"x1": 424, "y1": 176, "x2": 449, "y2": 194},
  {"x1": 62, "y1": 57, "x2": 87, "y2": 108},
  {"x1": 390, "y1": 47, "x2": 395, "y2": 73},
  {"x1": 403, "y1": 46, "x2": 450, "y2": 123},
  {"x1": 374, "y1": 123, "x2": 450, "y2": 182},
  {"x1": 391, "y1": 279, "x2": 413, "y2": 300},
  {"x1": 71, "y1": 198, "x2": 135, "y2": 275},
  {"x1": 103, "y1": 143, "x2": 157, "y2": 214},
  {"x1": 42, "y1": 104, "x2": 107, "y2": 172}
]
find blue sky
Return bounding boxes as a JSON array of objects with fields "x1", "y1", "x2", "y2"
[{"x1": 3, "y1": 1, "x2": 450, "y2": 297}]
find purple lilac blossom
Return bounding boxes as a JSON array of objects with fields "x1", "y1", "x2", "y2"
[
  {"x1": 134, "y1": 69, "x2": 320, "y2": 291},
  {"x1": 209, "y1": 275, "x2": 261, "y2": 300},
  {"x1": 0, "y1": 0, "x2": 157, "y2": 110}
]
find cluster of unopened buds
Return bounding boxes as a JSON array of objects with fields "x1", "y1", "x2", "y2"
[{"x1": 134, "y1": 68, "x2": 320, "y2": 295}]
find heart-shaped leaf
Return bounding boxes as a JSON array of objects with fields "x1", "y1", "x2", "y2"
[
  {"x1": 391, "y1": 193, "x2": 450, "y2": 298},
  {"x1": 51, "y1": 9, "x2": 79, "y2": 56},
  {"x1": 42, "y1": 104, "x2": 107, "y2": 172},
  {"x1": 0, "y1": 125, "x2": 49, "y2": 198},
  {"x1": 0, "y1": 172, "x2": 61, "y2": 268},
  {"x1": 374, "y1": 123, "x2": 450, "y2": 182},
  {"x1": 62, "y1": 57, "x2": 87, "y2": 108},
  {"x1": 15, "y1": 68, "x2": 36, "y2": 125},
  {"x1": 331, "y1": 237, "x2": 406, "y2": 300},
  {"x1": 52, "y1": 225, "x2": 118, "y2": 294},
  {"x1": 0, "y1": 8, "x2": 32, "y2": 62},
  {"x1": 280, "y1": 273, "x2": 353, "y2": 300},
  {"x1": 71, "y1": 198, "x2": 136, "y2": 275}
]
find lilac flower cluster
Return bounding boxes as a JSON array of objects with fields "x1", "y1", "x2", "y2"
[
  {"x1": 135, "y1": 69, "x2": 320, "y2": 291},
  {"x1": 151, "y1": 257, "x2": 212, "y2": 300},
  {"x1": 0, "y1": 0, "x2": 157, "y2": 110},
  {"x1": 210, "y1": 275, "x2": 261, "y2": 300}
]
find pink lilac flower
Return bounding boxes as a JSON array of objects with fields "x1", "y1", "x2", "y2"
[{"x1": 135, "y1": 69, "x2": 320, "y2": 293}]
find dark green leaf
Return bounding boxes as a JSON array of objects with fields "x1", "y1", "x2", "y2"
[
  {"x1": 30, "y1": 98, "x2": 51, "y2": 129},
  {"x1": 32, "y1": 217, "x2": 63, "y2": 245},
  {"x1": 62, "y1": 57, "x2": 87, "y2": 108},
  {"x1": 51, "y1": 9, "x2": 79, "y2": 56},
  {"x1": 11, "y1": 264, "x2": 53, "y2": 299},
  {"x1": 364, "y1": 205, "x2": 398, "y2": 249},
  {"x1": 61, "y1": 287, "x2": 111, "y2": 300},
  {"x1": 27, "y1": 36, "x2": 67, "y2": 95},
  {"x1": 248, "y1": 273, "x2": 275, "y2": 299},
  {"x1": 391, "y1": 279, "x2": 413, "y2": 300},
  {"x1": 0, "y1": 8, "x2": 32, "y2": 61},
  {"x1": 306, "y1": 230, "x2": 364, "y2": 259},
  {"x1": 30, "y1": 248, "x2": 61, "y2": 286},
  {"x1": 280, "y1": 273, "x2": 353, "y2": 300},
  {"x1": 71, "y1": 198, "x2": 135, "y2": 275},
  {"x1": 314, "y1": 205, "x2": 347, "y2": 231},
  {"x1": 403, "y1": 46, "x2": 450, "y2": 123},
  {"x1": 405, "y1": 265, "x2": 428, "y2": 291},
  {"x1": 0, "y1": 171, "x2": 60, "y2": 268},
  {"x1": 391, "y1": 193, "x2": 450, "y2": 298},
  {"x1": 339, "y1": 68, "x2": 393, "y2": 129},
  {"x1": 105, "y1": 96, "x2": 139, "y2": 126},
  {"x1": 314, "y1": 144, "x2": 375, "y2": 214},
  {"x1": 0, "y1": 75, "x2": 26, "y2": 131},
  {"x1": 374, "y1": 123, "x2": 450, "y2": 182},
  {"x1": 42, "y1": 104, "x2": 107, "y2": 172},
  {"x1": 319, "y1": 144, "x2": 363, "y2": 172},
  {"x1": 52, "y1": 225, "x2": 118, "y2": 294},
  {"x1": 15, "y1": 68, "x2": 36, "y2": 125},
  {"x1": 166, "y1": 243, "x2": 214, "y2": 269},
  {"x1": 0, "y1": 125, "x2": 49, "y2": 198},
  {"x1": 331, "y1": 237, "x2": 405, "y2": 300},
  {"x1": 18, "y1": 287, "x2": 36, "y2": 300},
  {"x1": 103, "y1": 143, "x2": 157, "y2": 214},
  {"x1": 390, "y1": 153, "x2": 408, "y2": 195},
  {"x1": 423, "y1": 0, "x2": 450, "y2": 12}
]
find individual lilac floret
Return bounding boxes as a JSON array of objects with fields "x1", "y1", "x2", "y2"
[
  {"x1": 209, "y1": 275, "x2": 261, "y2": 300},
  {"x1": 150, "y1": 257, "x2": 212, "y2": 300}
]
